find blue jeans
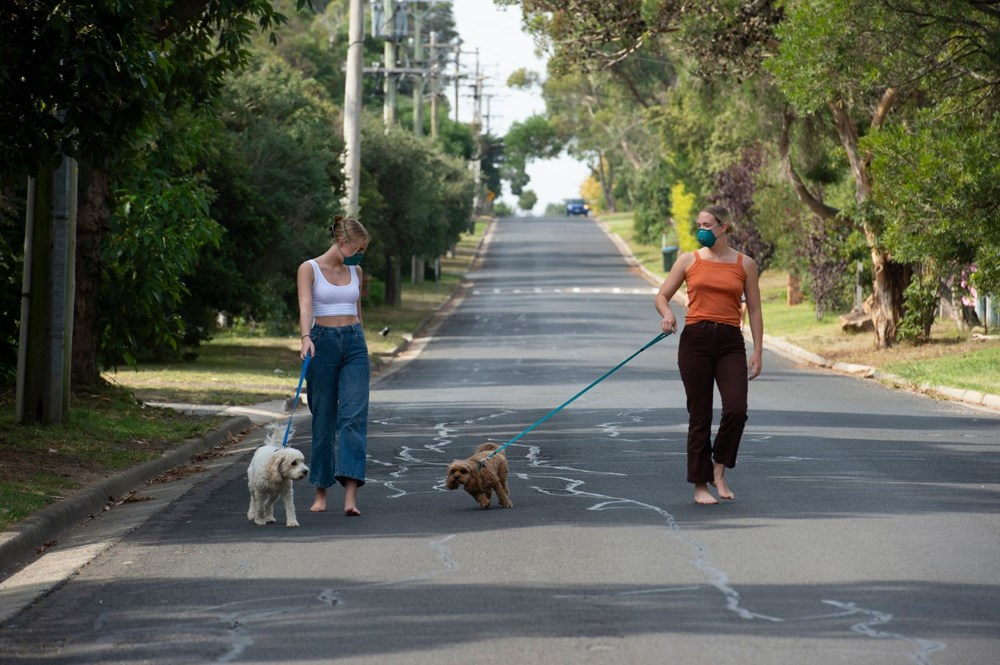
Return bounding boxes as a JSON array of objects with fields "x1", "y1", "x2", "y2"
[{"x1": 305, "y1": 323, "x2": 369, "y2": 488}]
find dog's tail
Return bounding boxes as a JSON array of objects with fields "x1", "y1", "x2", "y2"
[
  {"x1": 264, "y1": 421, "x2": 293, "y2": 448},
  {"x1": 474, "y1": 442, "x2": 501, "y2": 455}
]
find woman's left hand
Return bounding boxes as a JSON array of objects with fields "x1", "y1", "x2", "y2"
[{"x1": 747, "y1": 354, "x2": 762, "y2": 381}]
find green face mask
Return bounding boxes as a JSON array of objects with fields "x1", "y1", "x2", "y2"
[
  {"x1": 342, "y1": 251, "x2": 364, "y2": 266},
  {"x1": 696, "y1": 228, "x2": 718, "y2": 248}
]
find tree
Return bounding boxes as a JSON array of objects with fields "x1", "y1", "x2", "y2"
[
  {"x1": 710, "y1": 144, "x2": 774, "y2": 273},
  {"x1": 768, "y1": 0, "x2": 1000, "y2": 347},
  {"x1": 866, "y1": 107, "x2": 1000, "y2": 321},
  {"x1": 517, "y1": 190, "x2": 538, "y2": 213},
  {"x1": 184, "y1": 55, "x2": 342, "y2": 336},
  {"x1": 358, "y1": 117, "x2": 473, "y2": 306},
  {"x1": 502, "y1": 115, "x2": 563, "y2": 196},
  {"x1": 1, "y1": 0, "x2": 305, "y2": 386}
]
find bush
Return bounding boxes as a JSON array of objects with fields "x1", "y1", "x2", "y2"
[{"x1": 898, "y1": 276, "x2": 938, "y2": 343}]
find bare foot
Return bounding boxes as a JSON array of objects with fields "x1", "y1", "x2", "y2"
[
  {"x1": 712, "y1": 464, "x2": 735, "y2": 500},
  {"x1": 694, "y1": 483, "x2": 718, "y2": 505},
  {"x1": 310, "y1": 487, "x2": 328, "y2": 512},
  {"x1": 343, "y1": 479, "x2": 360, "y2": 516}
]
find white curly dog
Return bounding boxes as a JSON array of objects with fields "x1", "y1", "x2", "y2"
[{"x1": 247, "y1": 425, "x2": 310, "y2": 527}]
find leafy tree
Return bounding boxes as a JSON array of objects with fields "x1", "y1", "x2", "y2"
[
  {"x1": 579, "y1": 176, "x2": 605, "y2": 213},
  {"x1": 798, "y1": 214, "x2": 854, "y2": 320},
  {"x1": 767, "y1": 0, "x2": 1000, "y2": 347},
  {"x1": 0, "y1": 190, "x2": 23, "y2": 386},
  {"x1": 502, "y1": 115, "x2": 563, "y2": 196},
  {"x1": 671, "y1": 182, "x2": 698, "y2": 253},
  {"x1": 866, "y1": 104, "x2": 1000, "y2": 300},
  {"x1": 518, "y1": 190, "x2": 538, "y2": 213},
  {"x1": 633, "y1": 162, "x2": 673, "y2": 244},
  {"x1": 1, "y1": 0, "x2": 305, "y2": 386},
  {"x1": 186, "y1": 55, "x2": 342, "y2": 334},
  {"x1": 493, "y1": 201, "x2": 515, "y2": 218},
  {"x1": 710, "y1": 144, "x2": 774, "y2": 273},
  {"x1": 358, "y1": 116, "x2": 473, "y2": 305},
  {"x1": 101, "y1": 169, "x2": 221, "y2": 367}
]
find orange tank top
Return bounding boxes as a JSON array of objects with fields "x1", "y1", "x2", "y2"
[{"x1": 685, "y1": 252, "x2": 746, "y2": 327}]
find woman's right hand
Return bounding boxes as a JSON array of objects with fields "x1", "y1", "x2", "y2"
[
  {"x1": 300, "y1": 336, "x2": 314, "y2": 360},
  {"x1": 660, "y1": 311, "x2": 678, "y2": 335}
]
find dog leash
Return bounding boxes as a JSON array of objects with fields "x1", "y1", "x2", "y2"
[
  {"x1": 480, "y1": 332, "x2": 671, "y2": 467},
  {"x1": 282, "y1": 353, "x2": 311, "y2": 448}
]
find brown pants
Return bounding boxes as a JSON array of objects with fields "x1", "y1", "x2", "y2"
[{"x1": 677, "y1": 320, "x2": 748, "y2": 484}]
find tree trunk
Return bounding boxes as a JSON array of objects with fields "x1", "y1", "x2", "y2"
[
  {"x1": 383, "y1": 252, "x2": 402, "y2": 307},
  {"x1": 595, "y1": 151, "x2": 616, "y2": 213},
  {"x1": 868, "y1": 244, "x2": 910, "y2": 349},
  {"x1": 71, "y1": 165, "x2": 111, "y2": 386},
  {"x1": 828, "y1": 97, "x2": 911, "y2": 349}
]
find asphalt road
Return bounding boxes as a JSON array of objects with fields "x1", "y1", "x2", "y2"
[{"x1": 1, "y1": 216, "x2": 998, "y2": 664}]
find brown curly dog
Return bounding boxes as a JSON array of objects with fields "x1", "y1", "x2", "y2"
[{"x1": 445, "y1": 443, "x2": 513, "y2": 509}]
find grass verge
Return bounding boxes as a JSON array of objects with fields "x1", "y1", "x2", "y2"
[{"x1": 0, "y1": 383, "x2": 228, "y2": 530}]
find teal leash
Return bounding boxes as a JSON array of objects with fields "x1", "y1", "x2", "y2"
[
  {"x1": 480, "y1": 332, "x2": 671, "y2": 466},
  {"x1": 282, "y1": 353, "x2": 311, "y2": 448}
]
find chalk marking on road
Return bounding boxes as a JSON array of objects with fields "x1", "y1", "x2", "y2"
[
  {"x1": 522, "y1": 444, "x2": 626, "y2": 476},
  {"x1": 527, "y1": 477, "x2": 783, "y2": 623},
  {"x1": 553, "y1": 586, "x2": 701, "y2": 599},
  {"x1": 430, "y1": 534, "x2": 458, "y2": 572},
  {"x1": 822, "y1": 600, "x2": 946, "y2": 665}
]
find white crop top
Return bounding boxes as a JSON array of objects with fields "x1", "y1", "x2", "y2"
[{"x1": 309, "y1": 260, "x2": 359, "y2": 317}]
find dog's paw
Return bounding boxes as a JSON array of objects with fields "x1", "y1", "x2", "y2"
[
  {"x1": 285, "y1": 520, "x2": 300, "y2": 528},
  {"x1": 501, "y1": 499, "x2": 513, "y2": 508},
  {"x1": 253, "y1": 518, "x2": 268, "y2": 526}
]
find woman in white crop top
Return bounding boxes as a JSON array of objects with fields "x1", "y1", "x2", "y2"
[{"x1": 296, "y1": 216, "x2": 371, "y2": 516}]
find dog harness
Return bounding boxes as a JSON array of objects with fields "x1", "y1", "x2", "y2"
[{"x1": 310, "y1": 259, "x2": 359, "y2": 317}]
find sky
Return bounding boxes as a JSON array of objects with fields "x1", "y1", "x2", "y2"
[{"x1": 450, "y1": 1, "x2": 591, "y2": 215}]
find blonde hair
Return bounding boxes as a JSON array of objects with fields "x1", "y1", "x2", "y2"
[
  {"x1": 702, "y1": 205, "x2": 736, "y2": 234},
  {"x1": 329, "y1": 215, "x2": 370, "y2": 246}
]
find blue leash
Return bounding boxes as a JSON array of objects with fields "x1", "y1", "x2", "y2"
[
  {"x1": 480, "y1": 332, "x2": 671, "y2": 466},
  {"x1": 282, "y1": 354, "x2": 311, "y2": 448}
]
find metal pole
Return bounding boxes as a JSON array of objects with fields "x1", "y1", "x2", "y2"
[
  {"x1": 343, "y1": 0, "x2": 364, "y2": 216},
  {"x1": 453, "y1": 42, "x2": 461, "y2": 123},
  {"x1": 383, "y1": 0, "x2": 397, "y2": 128},
  {"x1": 412, "y1": 7, "x2": 423, "y2": 137},
  {"x1": 430, "y1": 30, "x2": 439, "y2": 139}
]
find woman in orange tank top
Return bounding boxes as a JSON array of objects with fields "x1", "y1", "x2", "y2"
[{"x1": 654, "y1": 205, "x2": 763, "y2": 505}]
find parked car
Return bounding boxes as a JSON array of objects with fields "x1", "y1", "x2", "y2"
[{"x1": 565, "y1": 198, "x2": 590, "y2": 216}]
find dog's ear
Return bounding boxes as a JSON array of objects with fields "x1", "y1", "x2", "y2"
[{"x1": 266, "y1": 454, "x2": 284, "y2": 484}]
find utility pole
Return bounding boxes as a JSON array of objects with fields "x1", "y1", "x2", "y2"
[
  {"x1": 453, "y1": 40, "x2": 462, "y2": 123},
  {"x1": 17, "y1": 155, "x2": 76, "y2": 425},
  {"x1": 429, "y1": 30, "x2": 439, "y2": 139},
  {"x1": 382, "y1": 0, "x2": 397, "y2": 128},
  {"x1": 343, "y1": 0, "x2": 364, "y2": 216},
  {"x1": 411, "y1": 6, "x2": 424, "y2": 137},
  {"x1": 470, "y1": 48, "x2": 484, "y2": 217}
]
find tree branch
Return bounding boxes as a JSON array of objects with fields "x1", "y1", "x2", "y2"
[{"x1": 779, "y1": 110, "x2": 841, "y2": 221}]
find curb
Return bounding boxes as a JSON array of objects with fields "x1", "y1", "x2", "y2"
[
  {"x1": 596, "y1": 218, "x2": 1000, "y2": 413},
  {"x1": 0, "y1": 416, "x2": 253, "y2": 576}
]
